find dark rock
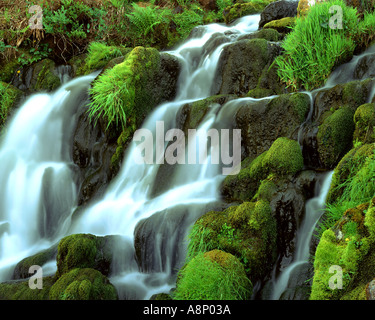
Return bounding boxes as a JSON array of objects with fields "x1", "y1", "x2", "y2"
[
  {"x1": 259, "y1": 0, "x2": 299, "y2": 29},
  {"x1": 212, "y1": 39, "x2": 282, "y2": 96},
  {"x1": 197, "y1": 0, "x2": 217, "y2": 11},
  {"x1": 366, "y1": 279, "x2": 375, "y2": 300}
]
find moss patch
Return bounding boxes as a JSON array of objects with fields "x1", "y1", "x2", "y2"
[
  {"x1": 317, "y1": 106, "x2": 355, "y2": 168},
  {"x1": 0, "y1": 81, "x2": 22, "y2": 130},
  {"x1": 223, "y1": 0, "x2": 274, "y2": 24},
  {"x1": 263, "y1": 17, "x2": 296, "y2": 34},
  {"x1": 49, "y1": 268, "x2": 117, "y2": 300},
  {"x1": 173, "y1": 250, "x2": 252, "y2": 300},
  {"x1": 353, "y1": 103, "x2": 375, "y2": 145}
]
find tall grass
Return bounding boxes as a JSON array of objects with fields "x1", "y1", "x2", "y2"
[{"x1": 276, "y1": 0, "x2": 358, "y2": 91}]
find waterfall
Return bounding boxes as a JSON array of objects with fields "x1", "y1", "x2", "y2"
[
  {"x1": 0, "y1": 72, "x2": 99, "y2": 281},
  {"x1": 271, "y1": 171, "x2": 333, "y2": 300},
  {"x1": 0, "y1": 15, "x2": 262, "y2": 298}
]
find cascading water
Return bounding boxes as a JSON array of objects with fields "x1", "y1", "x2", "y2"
[
  {"x1": 0, "y1": 71, "x2": 99, "y2": 281},
  {"x1": 0, "y1": 15, "x2": 262, "y2": 298},
  {"x1": 271, "y1": 171, "x2": 333, "y2": 300}
]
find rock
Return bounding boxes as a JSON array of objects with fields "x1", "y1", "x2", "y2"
[
  {"x1": 72, "y1": 47, "x2": 181, "y2": 206},
  {"x1": 353, "y1": 53, "x2": 375, "y2": 80},
  {"x1": 234, "y1": 93, "x2": 310, "y2": 160},
  {"x1": 187, "y1": 200, "x2": 277, "y2": 281},
  {"x1": 316, "y1": 106, "x2": 355, "y2": 169},
  {"x1": 197, "y1": 0, "x2": 217, "y2": 11},
  {"x1": 12, "y1": 244, "x2": 58, "y2": 280},
  {"x1": 223, "y1": 0, "x2": 274, "y2": 24},
  {"x1": 55, "y1": 233, "x2": 132, "y2": 278},
  {"x1": 212, "y1": 39, "x2": 282, "y2": 96},
  {"x1": 12, "y1": 59, "x2": 61, "y2": 93},
  {"x1": 259, "y1": 0, "x2": 299, "y2": 28},
  {"x1": 49, "y1": 268, "x2": 117, "y2": 300},
  {"x1": 366, "y1": 280, "x2": 375, "y2": 300},
  {"x1": 238, "y1": 28, "x2": 282, "y2": 42},
  {"x1": 174, "y1": 250, "x2": 252, "y2": 300},
  {"x1": 263, "y1": 16, "x2": 296, "y2": 34},
  {"x1": 0, "y1": 81, "x2": 23, "y2": 130},
  {"x1": 353, "y1": 103, "x2": 375, "y2": 145}
]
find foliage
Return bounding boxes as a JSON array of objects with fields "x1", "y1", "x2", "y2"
[{"x1": 276, "y1": 0, "x2": 358, "y2": 91}]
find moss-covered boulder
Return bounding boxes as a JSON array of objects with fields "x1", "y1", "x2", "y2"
[
  {"x1": 29, "y1": 59, "x2": 61, "y2": 92},
  {"x1": 187, "y1": 200, "x2": 277, "y2": 281},
  {"x1": 262, "y1": 137, "x2": 304, "y2": 175},
  {"x1": 0, "y1": 81, "x2": 23, "y2": 130},
  {"x1": 353, "y1": 103, "x2": 375, "y2": 145},
  {"x1": 223, "y1": 0, "x2": 274, "y2": 24},
  {"x1": 49, "y1": 268, "x2": 117, "y2": 300},
  {"x1": 238, "y1": 28, "x2": 282, "y2": 42},
  {"x1": 259, "y1": 0, "x2": 299, "y2": 28},
  {"x1": 212, "y1": 38, "x2": 282, "y2": 96},
  {"x1": 56, "y1": 233, "x2": 124, "y2": 278},
  {"x1": 311, "y1": 200, "x2": 375, "y2": 300},
  {"x1": 0, "y1": 276, "x2": 55, "y2": 300},
  {"x1": 12, "y1": 244, "x2": 58, "y2": 280},
  {"x1": 234, "y1": 93, "x2": 310, "y2": 160},
  {"x1": 326, "y1": 143, "x2": 374, "y2": 205},
  {"x1": 316, "y1": 106, "x2": 355, "y2": 168},
  {"x1": 263, "y1": 17, "x2": 296, "y2": 34},
  {"x1": 174, "y1": 250, "x2": 252, "y2": 300}
]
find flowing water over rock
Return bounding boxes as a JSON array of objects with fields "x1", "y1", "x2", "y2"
[{"x1": 1, "y1": 13, "x2": 375, "y2": 300}]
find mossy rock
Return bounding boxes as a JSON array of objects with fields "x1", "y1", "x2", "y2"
[
  {"x1": 49, "y1": 268, "x2": 117, "y2": 300},
  {"x1": 263, "y1": 17, "x2": 296, "y2": 34},
  {"x1": 223, "y1": 0, "x2": 274, "y2": 24},
  {"x1": 173, "y1": 250, "x2": 252, "y2": 300},
  {"x1": 0, "y1": 56, "x2": 21, "y2": 83},
  {"x1": 261, "y1": 137, "x2": 304, "y2": 176},
  {"x1": 353, "y1": 103, "x2": 375, "y2": 145},
  {"x1": 187, "y1": 200, "x2": 277, "y2": 281},
  {"x1": 56, "y1": 233, "x2": 122, "y2": 278},
  {"x1": 0, "y1": 81, "x2": 23, "y2": 130},
  {"x1": 326, "y1": 143, "x2": 374, "y2": 204},
  {"x1": 317, "y1": 106, "x2": 355, "y2": 168},
  {"x1": 30, "y1": 59, "x2": 61, "y2": 92},
  {"x1": 0, "y1": 276, "x2": 55, "y2": 300},
  {"x1": 238, "y1": 28, "x2": 282, "y2": 42},
  {"x1": 12, "y1": 244, "x2": 58, "y2": 280},
  {"x1": 311, "y1": 200, "x2": 375, "y2": 300}
]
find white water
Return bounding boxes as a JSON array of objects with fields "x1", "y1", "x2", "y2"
[
  {"x1": 271, "y1": 171, "x2": 333, "y2": 300},
  {"x1": 0, "y1": 72, "x2": 99, "y2": 281},
  {"x1": 0, "y1": 15, "x2": 261, "y2": 298}
]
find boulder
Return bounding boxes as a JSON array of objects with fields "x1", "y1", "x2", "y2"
[
  {"x1": 223, "y1": 0, "x2": 274, "y2": 24},
  {"x1": 212, "y1": 38, "x2": 282, "y2": 96},
  {"x1": 259, "y1": 0, "x2": 299, "y2": 28}
]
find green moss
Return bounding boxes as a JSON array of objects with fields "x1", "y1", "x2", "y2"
[
  {"x1": 261, "y1": 137, "x2": 304, "y2": 176},
  {"x1": 223, "y1": 0, "x2": 274, "y2": 24},
  {"x1": 187, "y1": 200, "x2": 277, "y2": 280},
  {"x1": 252, "y1": 178, "x2": 277, "y2": 202},
  {"x1": 0, "y1": 81, "x2": 22, "y2": 129},
  {"x1": 317, "y1": 106, "x2": 355, "y2": 168},
  {"x1": 246, "y1": 88, "x2": 274, "y2": 99},
  {"x1": 326, "y1": 144, "x2": 374, "y2": 204},
  {"x1": 32, "y1": 59, "x2": 60, "y2": 92},
  {"x1": 0, "y1": 276, "x2": 55, "y2": 300},
  {"x1": 75, "y1": 42, "x2": 130, "y2": 76},
  {"x1": 241, "y1": 28, "x2": 282, "y2": 42},
  {"x1": 0, "y1": 57, "x2": 20, "y2": 83},
  {"x1": 13, "y1": 244, "x2": 58, "y2": 280},
  {"x1": 89, "y1": 46, "x2": 161, "y2": 130},
  {"x1": 353, "y1": 103, "x2": 375, "y2": 145},
  {"x1": 289, "y1": 92, "x2": 311, "y2": 123},
  {"x1": 49, "y1": 268, "x2": 117, "y2": 300},
  {"x1": 173, "y1": 250, "x2": 252, "y2": 300},
  {"x1": 263, "y1": 17, "x2": 296, "y2": 33}
]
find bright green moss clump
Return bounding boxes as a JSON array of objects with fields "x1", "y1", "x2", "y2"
[
  {"x1": 0, "y1": 81, "x2": 22, "y2": 129},
  {"x1": 317, "y1": 107, "x2": 355, "y2": 168},
  {"x1": 261, "y1": 137, "x2": 304, "y2": 176},
  {"x1": 353, "y1": 103, "x2": 375, "y2": 145},
  {"x1": 88, "y1": 46, "x2": 160, "y2": 130},
  {"x1": 49, "y1": 268, "x2": 117, "y2": 300},
  {"x1": 223, "y1": 0, "x2": 274, "y2": 24},
  {"x1": 187, "y1": 200, "x2": 277, "y2": 281},
  {"x1": 173, "y1": 250, "x2": 252, "y2": 300}
]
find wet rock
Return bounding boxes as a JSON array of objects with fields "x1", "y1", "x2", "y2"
[
  {"x1": 197, "y1": 0, "x2": 217, "y2": 11},
  {"x1": 353, "y1": 53, "x2": 375, "y2": 80},
  {"x1": 259, "y1": 0, "x2": 299, "y2": 29},
  {"x1": 212, "y1": 39, "x2": 282, "y2": 96}
]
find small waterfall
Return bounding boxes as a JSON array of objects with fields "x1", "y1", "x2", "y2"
[
  {"x1": 271, "y1": 171, "x2": 333, "y2": 300},
  {"x1": 0, "y1": 72, "x2": 98, "y2": 281}
]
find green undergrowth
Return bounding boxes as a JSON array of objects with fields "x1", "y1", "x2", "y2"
[{"x1": 276, "y1": 0, "x2": 360, "y2": 91}]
